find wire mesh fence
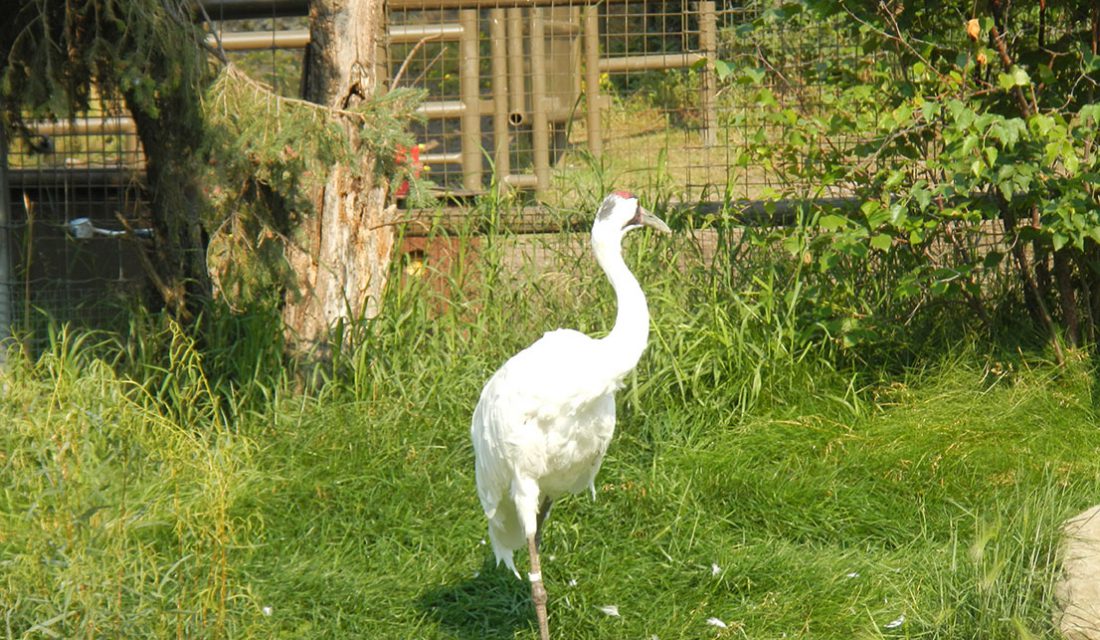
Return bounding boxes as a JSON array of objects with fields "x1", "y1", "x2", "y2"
[
  {"x1": 380, "y1": 0, "x2": 890, "y2": 204},
  {"x1": 2, "y1": 100, "x2": 151, "y2": 350},
  {"x1": 3, "y1": 0, "x2": 1008, "y2": 346}
]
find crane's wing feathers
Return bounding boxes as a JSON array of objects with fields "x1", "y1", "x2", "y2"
[
  {"x1": 483, "y1": 329, "x2": 619, "y2": 422},
  {"x1": 471, "y1": 328, "x2": 621, "y2": 521}
]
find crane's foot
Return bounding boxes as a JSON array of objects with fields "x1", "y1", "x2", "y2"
[{"x1": 528, "y1": 535, "x2": 551, "y2": 640}]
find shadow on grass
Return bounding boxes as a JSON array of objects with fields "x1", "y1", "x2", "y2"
[{"x1": 418, "y1": 555, "x2": 536, "y2": 640}]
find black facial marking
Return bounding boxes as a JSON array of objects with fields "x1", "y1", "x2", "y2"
[
  {"x1": 623, "y1": 204, "x2": 642, "y2": 229},
  {"x1": 596, "y1": 195, "x2": 617, "y2": 221}
]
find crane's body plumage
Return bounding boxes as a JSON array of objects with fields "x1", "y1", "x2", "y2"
[
  {"x1": 472, "y1": 328, "x2": 621, "y2": 573},
  {"x1": 471, "y1": 192, "x2": 669, "y2": 602}
]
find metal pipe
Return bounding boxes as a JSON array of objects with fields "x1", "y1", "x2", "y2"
[
  {"x1": 583, "y1": 6, "x2": 602, "y2": 157},
  {"x1": 387, "y1": 23, "x2": 464, "y2": 44},
  {"x1": 208, "y1": 29, "x2": 309, "y2": 51},
  {"x1": 506, "y1": 8, "x2": 527, "y2": 126},
  {"x1": 699, "y1": 0, "x2": 718, "y2": 147},
  {"x1": 503, "y1": 173, "x2": 539, "y2": 188},
  {"x1": 25, "y1": 117, "x2": 137, "y2": 136},
  {"x1": 571, "y1": 7, "x2": 582, "y2": 102},
  {"x1": 459, "y1": 10, "x2": 482, "y2": 191},
  {"x1": 421, "y1": 152, "x2": 463, "y2": 164},
  {"x1": 416, "y1": 101, "x2": 467, "y2": 118},
  {"x1": 597, "y1": 52, "x2": 705, "y2": 73},
  {"x1": 543, "y1": 20, "x2": 580, "y2": 36},
  {"x1": 490, "y1": 9, "x2": 511, "y2": 181},
  {"x1": 529, "y1": 8, "x2": 550, "y2": 193}
]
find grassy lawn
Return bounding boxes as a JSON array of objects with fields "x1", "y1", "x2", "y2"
[{"x1": 2, "y1": 225, "x2": 1099, "y2": 639}]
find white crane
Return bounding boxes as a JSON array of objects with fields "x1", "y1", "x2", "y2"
[{"x1": 471, "y1": 191, "x2": 669, "y2": 640}]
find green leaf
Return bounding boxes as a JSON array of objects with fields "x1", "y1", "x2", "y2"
[
  {"x1": 870, "y1": 234, "x2": 893, "y2": 251},
  {"x1": 781, "y1": 234, "x2": 803, "y2": 255},
  {"x1": 889, "y1": 203, "x2": 908, "y2": 226},
  {"x1": 819, "y1": 214, "x2": 847, "y2": 231},
  {"x1": 755, "y1": 88, "x2": 778, "y2": 107},
  {"x1": 1038, "y1": 64, "x2": 1055, "y2": 85},
  {"x1": 1080, "y1": 104, "x2": 1100, "y2": 125},
  {"x1": 984, "y1": 146, "x2": 998, "y2": 166},
  {"x1": 1064, "y1": 150, "x2": 1080, "y2": 174},
  {"x1": 910, "y1": 183, "x2": 931, "y2": 210},
  {"x1": 961, "y1": 133, "x2": 979, "y2": 155},
  {"x1": 713, "y1": 59, "x2": 733, "y2": 81},
  {"x1": 997, "y1": 66, "x2": 1030, "y2": 90}
]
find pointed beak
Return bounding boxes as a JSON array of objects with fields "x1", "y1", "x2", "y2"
[{"x1": 635, "y1": 205, "x2": 671, "y2": 234}]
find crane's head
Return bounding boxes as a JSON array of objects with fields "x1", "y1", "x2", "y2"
[{"x1": 592, "y1": 191, "x2": 670, "y2": 246}]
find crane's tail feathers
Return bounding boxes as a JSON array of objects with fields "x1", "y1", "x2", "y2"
[
  {"x1": 496, "y1": 551, "x2": 521, "y2": 579},
  {"x1": 487, "y1": 501, "x2": 525, "y2": 579}
]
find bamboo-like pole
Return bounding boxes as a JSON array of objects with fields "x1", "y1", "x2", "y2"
[
  {"x1": 503, "y1": 173, "x2": 539, "y2": 188},
  {"x1": 507, "y1": 8, "x2": 527, "y2": 125},
  {"x1": 207, "y1": 29, "x2": 310, "y2": 50},
  {"x1": 416, "y1": 101, "x2": 468, "y2": 118},
  {"x1": 459, "y1": 10, "x2": 482, "y2": 190},
  {"x1": 583, "y1": 6, "x2": 602, "y2": 157},
  {"x1": 529, "y1": 8, "x2": 550, "y2": 194},
  {"x1": 489, "y1": 9, "x2": 511, "y2": 181},
  {"x1": 388, "y1": 23, "x2": 464, "y2": 43},
  {"x1": 25, "y1": 117, "x2": 137, "y2": 136},
  {"x1": 699, "y1": 0, "x2": 718, "y2": 147},
  {"x1": 597, "y1": 52, "x2": 705, "y2": 73},
  {"x1": 421, "y1": 152, "x2": 464, "y2": 164},
  {"x1": 543, "y1": 19, "x2": 580, "y2": 36},
  {"x1": 571, "y1": 6, "x2": 582, "y2": 104}
]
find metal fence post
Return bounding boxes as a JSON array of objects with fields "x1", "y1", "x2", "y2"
[
  {"x1": 529, "y1": 7, "x2": 551, "y2": 194},
  {"x1": 0, "y1": 127, "x2": 11, "y2": 365},
  {"x1": 459, "y1": 10, "x2": 483, "y2": 191},
  {"x1": 583, "y1": 5, "x2": 602, "y2": 157},
  {"x1": 700, "y1": 0, "x2": 718, "y2": 148},
  {"x1": 490, "y1": 9, "x2": 511, "y2": 185}
]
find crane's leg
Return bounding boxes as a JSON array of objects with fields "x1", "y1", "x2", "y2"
[
  {"x1": 535, "y1": 498, "x2": 553, "y2": 549},
  {"x1": 527, "y1": 534, "x2": 551, "y2": 640}
]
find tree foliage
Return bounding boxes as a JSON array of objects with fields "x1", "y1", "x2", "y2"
[
  {"x1": 721, "y1": 0, "x2": 1100, "y2": 357},
  {"x1": 1, "y1": 0, "x2": 426, "y2": 332},
  {"x1": 201, "y1": 63, "x2": 423, "y2": 311},
  {"x1": 1, "y1": 0, "x2": 213, "y2": 320}
]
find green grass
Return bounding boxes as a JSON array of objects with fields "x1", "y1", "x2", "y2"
[{"x1": 3, "y1": 209, "x2": 1100, "y2": 639}]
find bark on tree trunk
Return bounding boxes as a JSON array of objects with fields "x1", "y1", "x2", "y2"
[
  {"x1": 283, "y1": 0, "x2": 395, "y2": 356},
  {"x1": 125, "y1": 88, "x2": 212, "y2": 322}
]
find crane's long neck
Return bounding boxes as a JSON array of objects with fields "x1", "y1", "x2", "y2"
[{"x1": 593, "y1": 235, "x2": 650, "y2": 381}]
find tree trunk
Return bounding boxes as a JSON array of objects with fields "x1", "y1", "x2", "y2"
[
  {"x1": 125, "y1": 78, "x2": 211, "y2": 322},
  {"x1": 283, "y1": 0, "x2": 395, "y2": 356}
]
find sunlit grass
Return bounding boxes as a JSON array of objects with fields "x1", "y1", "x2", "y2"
[{"x1": 2, "y1": 196, "x2": 1098, "y2": 639}]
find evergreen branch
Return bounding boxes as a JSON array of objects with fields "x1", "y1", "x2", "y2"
[{"x1": 221, "y1": 63, "x2": 368, "y2": 123}]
